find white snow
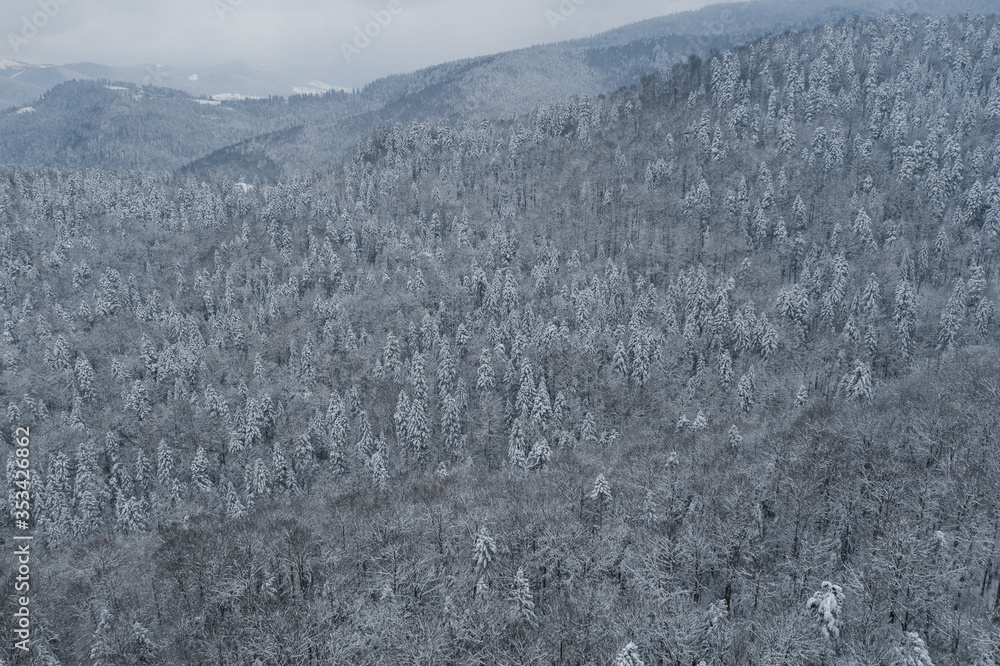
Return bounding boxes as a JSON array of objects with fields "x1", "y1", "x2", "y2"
[
  {"x1": 0, "y1": 59, "x2": 25, "y2": 71},
  {"x1": 194, "y1": 99, "x2": 222, "y2": 106},
  {"x1": 293, "y1": 80, "x2": 350, "y2": 95},
  {"x1": 210, "y1": 93, "x2": 265, "y2": 102},
  {"x1": 15, "y1": 107, "x2": 35, "y2": 114},
  {"x1": 188, "y1": 73, "x2": 199, "y2": 81},
  {"x1": 105, "y1": 86, "x2": 128, "y2": 91},
  {"x1": 235, "y1": 182, "x2": 255, "y2": 193}
]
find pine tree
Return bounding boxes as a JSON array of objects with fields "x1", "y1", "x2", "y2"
[
  {"x1": 191, "y1": 446, "x2": 213, "y2": 494},
  {"x1": 244, "y1": 457, "x2": 270, "y2": 510},
  {"x1": 511, "y1": 567, "x2": 536, "y2": 623},
  {"x1": 975, "y1": 298, "x2": 994, "y2": 338},
  {"x1": 394, "y1": 391, "x2": 410, "y2": 447},
  {"x1": 590, "y1": 473, "x2": 612, "y2": 526},
  {"x1": 73, "y1": 442, "x2": 103, "y2": 536},
  {"x1": 937, "y1": 280, "x2": 967, "y2": 351},
  {"x1": 728, "y1": 425, "x2": 742, "y2": 450},
  {"x1": 508, "y1": 418, "x2": 528, "y2": 467},
  {"x1": 476, "y1": 348, "x2": 496, "y2": 392},
  {"x1": 115, "y1": 495, "x2": 147, "y2": 534},
  {"x1": 515, "y1": 362, "x2": 535, "y2": 416},
  {"x1": 581, "y1": 411, "x2": 598, "y2": 445},
  {"x1": 437, "y1": 340, "x2": 457, "y2": 397},
  {"x1": 133, "y1": 450, "x2": 152, "y2": 498},
  {"x1": 737, "y1": 373, "x2": 754, "y2": 413},
  {"x1": 892, "y1": 632, "x2": 935, "y2": 666},
  {"x1": 718, "y1": 349, "x2": 734, "y2": 390},
  {"x1": 613, "y1": 340, "x2": 630, "y2": 380},
  {"x1": 893, "y1": 280, "x2": 917, "y2": 361},
  {"x1": 382, "y1": 332, "x2": 403, "y2": 380},
  {"x1": 371, "y1": 448, "x2": 389, "y2": 491},
  {"x1": 74, "y1": 356, "x2": 96, "y2": 400},
  {"x1": 224, "y1": 481, "x2": 246, "y2": 520},
  {"x1": 441, "y1": 392, "x2": 462, "y2": 453},
  {"x1": 526, "y1": 437, "x2": 552, "y2": 470},
  {"x1": 807, "y1": 581, "x2": 845, "y2": 641},
  {"x1": 299, "y1": 333, "x2": 315, "y2": 383},
  {"x1": 407, "y1": 392, "x2": 430, "y2": 457},
  {"x1": 613, "y1": 642, "x2": 645, "y2": 666},
  {"x1": 795, "y1": 384, "x2": 809, "y2": 406},
  {"x1": 90, "y1": 609, "x2": 116, "y2": 666},
  {"x1": 69, "y1": 394, "x2": 86, "y2": 431},
  {"x1": 474, "y1": 527, "x2": 497, "y2": 573},
  {"x1": 271, "y1": 440, "x2": 296, "y2": 494},
  {"x1": 531, "y1": 377, "x2": 552, "y2": 425},
  {"x1": 125, "y1": 380, "x2": 151, "y2": 421},
  {"x1": 128, "y1": 620, "x2": 158, "y2": 663},
  {"x1": 843, "y1": 360, "x2": 875, "y2": 402},
  {"x1": 353, "y1": 411, "x2": 373, "y2": 459}
]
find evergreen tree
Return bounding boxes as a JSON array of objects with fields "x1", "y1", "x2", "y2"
[
  {"x1": 371, "y1": 447, "x2": 389, "y2": 491},
  {"x1": 74, "y1": 356, "x2": 96, "y2": 400},
  {"x1": 90, "y1": 609, "x2": 116, "y2": 666},
  {"x1": 191, "y1": 446, "x2": 213, "y2": 494},
  {"x1": 613, "y1": 642, "x2": 645, "y2": 666},
  {"x1": 728, "y1": 425, "x2": 742, "y2": 450},
  {"x1": 476, "y1": 348, "x2": 496, "y2": 392},
  {"x1": 795, "y1": 384, "x2": 809, "y2": 406},
  {"x1": 807, "y1": 581, "x2": 845, "y2": 641},
  {"x1": 893, "y1": 280, "x2": 917, "y2": 361},
  {"x1": 737, "y1": 373, "x2": 754, "y2": 413},
  {"x1": 590, "y1": 473, "x2": 612, "y2": 527},
  {"x1": 511, "y1": 567, "x2": 536, "y2": 624},
  {"x1": 580, "y1": 411, "x2": 598, "y2": 445},
  {"x1": 892, "y1": 632, "x2": 935, "y2": 666},
  {"x1": 441, "y1": 392, "x2": 462, "y2": 453},
  {"x1": 224, "y1": 481, "x2": 246, "y2": 520},
  {"x1": 474, "y1": 527, "x2": 497, "y2": 573}
]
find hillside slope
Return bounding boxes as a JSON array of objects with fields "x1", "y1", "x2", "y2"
[{"x1": 1, "y1": 12, "x2": 999, "y2": 664}]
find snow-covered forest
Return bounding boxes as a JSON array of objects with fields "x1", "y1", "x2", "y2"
[{"x1": 1, "y1": 9, "x2": 1000, "y2": 666}]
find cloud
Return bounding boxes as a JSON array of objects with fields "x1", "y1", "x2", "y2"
[{"x1": 2, "y1": 0, "x2": 723, "y2": 86}]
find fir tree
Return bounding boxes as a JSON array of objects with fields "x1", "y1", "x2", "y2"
[
  {"x1": 590, "y1": 473, "x2": 612, "y2": 527},
  {"x1": 224, "y1": 481, "x2": 246, "y2": 520},
  {"x1": 613, "y1": 642, "x2": 645, "y2": 666},
  {"x1": 795, "y1": 384, "x2": 809, "y2": 406},
  {"x1": 511, "y1": 567, "x2": 536, "y2": 623},
  {"x1": 581, "y1": 411, "x2": 598, "y2": 445},
  {"x1": 737, "y1": 373, "x2": 754, "y2": 413},
  {"x1": 892, "y1": 632, "x2": 935, "y2": 666},
  {"x1": 74, "y1": 356, "x2": 96, "y2": 400},
  {"x1": 371, "y1": 448, "x2": 389, "y2": 491},
  {"x1": 191, "y1": 447, "x2": 213, "y2": 494},
  {"x1": 893, "y1": 280, "x2": 917, "y2": 361},
  {"x1": 474, "y1": 527, "x2": 497, "y2": 573},
  {"x1": 728, "y1": 425, "x2": 742, "y2": 450},
  {"x1": 476, "y1": 348, "x2": 496, "y2": 392},
  {"x1": 441, "y1": 392, "x2": 462, "y2": 453},
  {"x1": 807, "y1": 581, "x2": 845, "y2": 641}
]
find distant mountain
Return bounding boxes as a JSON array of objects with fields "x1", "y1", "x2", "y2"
[
  {"x1": 0, "y1": 59, "x2": 340, "y2": 110},
  {"x1": 184, "y1": 0, "x2": 1000, "y2": 180},
  {"x1": 2, "y1": 0, "x2": 996, "y2": 178},
  {"x1": 582, "y1": 0, "x2": 1000, "y2": 48}
]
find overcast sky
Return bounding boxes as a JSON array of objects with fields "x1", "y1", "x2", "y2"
[{"x1": 2, "y1": 0, "x2": 727, "y2": 86}]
